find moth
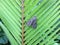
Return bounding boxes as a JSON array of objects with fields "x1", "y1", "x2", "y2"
[{"x1": 27, "y1": 16, "x2": 37, "y2": 29}]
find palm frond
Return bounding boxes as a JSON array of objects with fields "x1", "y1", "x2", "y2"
[
  {"x1": 24, "y1": 0, "x2": 60, "y2": 45},
  {"x1": 0, "y1": 0, "x2": 60, "y2": 45},
  {"x1": 0, "y1": 0, "x2": 22, "y2": 45}
]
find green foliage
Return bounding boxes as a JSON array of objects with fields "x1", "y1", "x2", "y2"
[{"x1": 0, "y1": 0, "x2": 60, "y2": 45}]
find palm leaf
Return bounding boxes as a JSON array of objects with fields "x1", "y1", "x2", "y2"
[
  {"x1": 0, "y1": 0, "x2": 60, "y2": 45},
  {"x1": 0, "y1": 0, "x2": 22, "y2": 45}
]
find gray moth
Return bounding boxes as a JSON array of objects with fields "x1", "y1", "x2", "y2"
[{"x1": 27, "y1": 16, "x2": 37, "y2": 29}]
